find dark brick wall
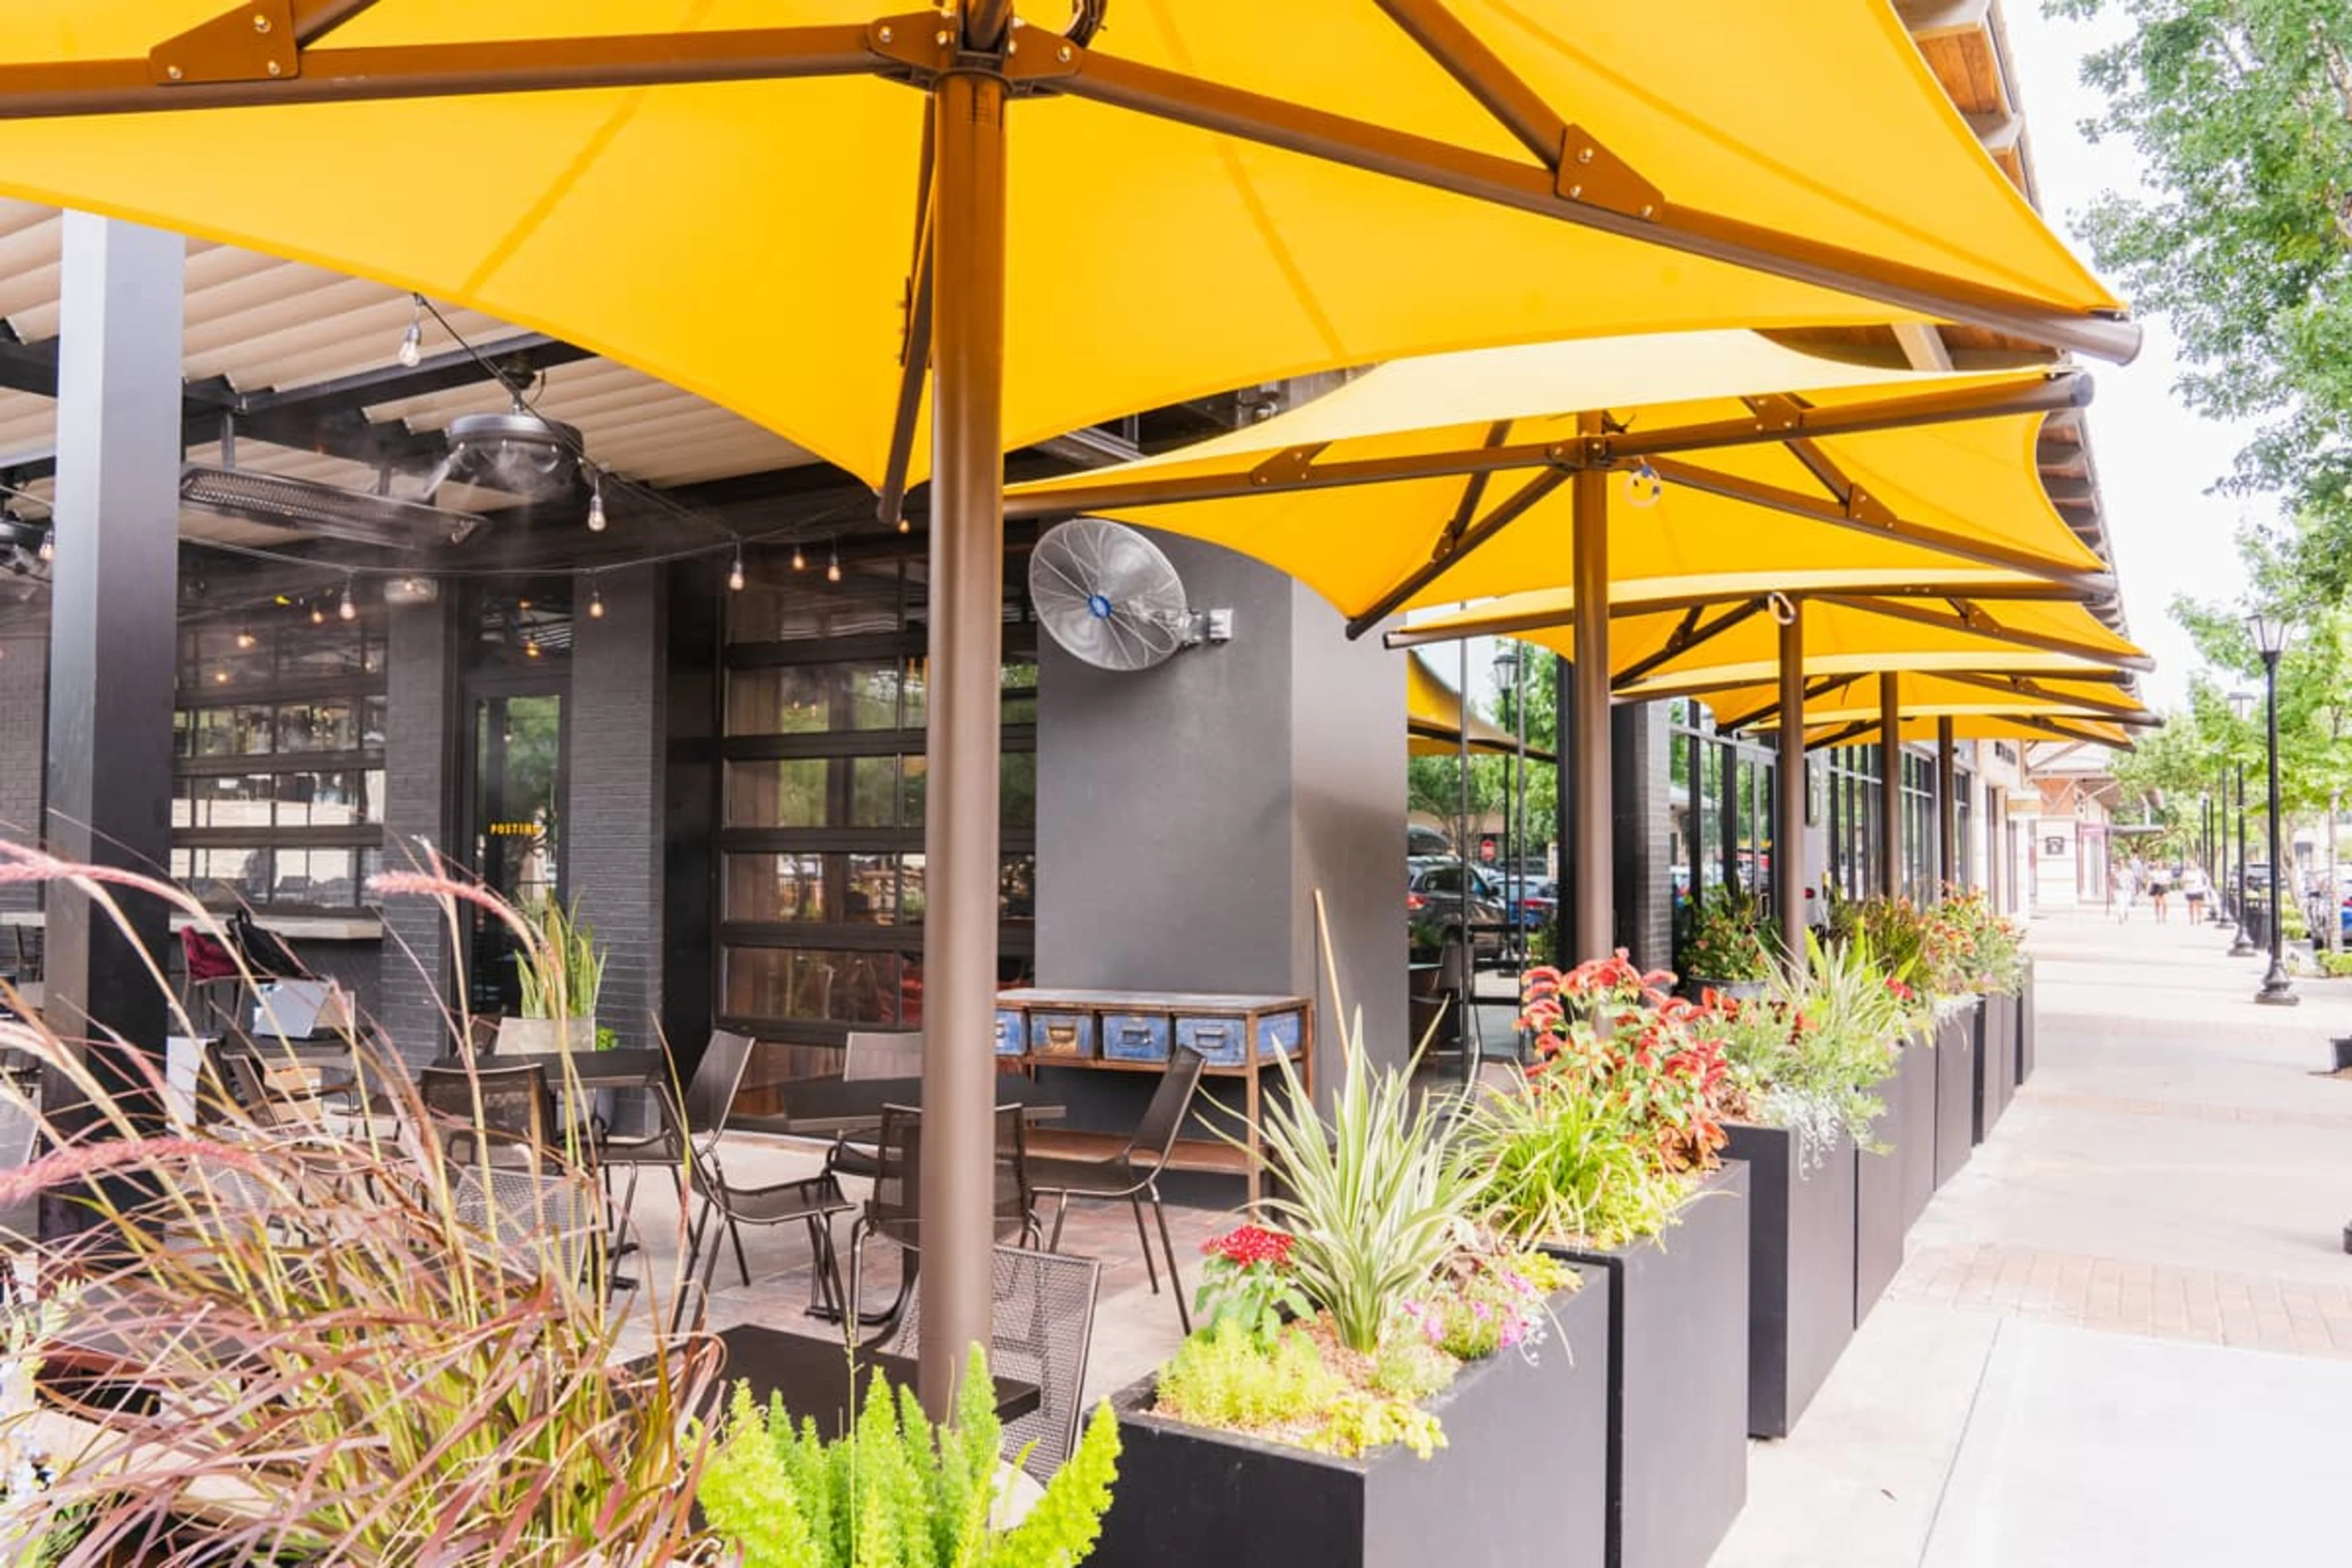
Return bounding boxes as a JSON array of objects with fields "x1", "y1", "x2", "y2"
[
  {"x1": 1613, "y1": 699, "x2": 1674, "y2": 974},
  {"x1": 0, "y1": 633, "x2": 47, "y2": 914},
  {"x1": 377, "y1": 595, "x2": 458, "y2": 1068},
  {"x1": 567, "y1": 565, "x2": 665, "y2": 1050}
]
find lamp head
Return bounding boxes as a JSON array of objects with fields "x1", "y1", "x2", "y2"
[{"x1": 2246, "y1": 608, "x2": 2292, "y2": 661}]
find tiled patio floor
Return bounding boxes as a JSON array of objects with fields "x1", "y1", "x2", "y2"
[{"x1": 608, "y1": 1133, "x2": 1224, "y2": 1405}]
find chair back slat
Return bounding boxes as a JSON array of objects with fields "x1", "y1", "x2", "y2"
[
  {"x1": 420, "y1": 1062, "x2": 556, "y2": 1161},
  {"x1": 682, "y1": 1028, "x2": 757, "y2": 1136},
  {"x1": 843, "y1": 1030, "x2": 924, "y2": 1082},
  {"x1": 875, "y1": 1245, "x2": 1101, "y2": 1483},
  {"x1": 1128, "y1": 1046, "x2": 1209, "y2": 1167}
]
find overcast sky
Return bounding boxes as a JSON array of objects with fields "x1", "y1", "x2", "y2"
[{"x1": 2003, "y1": 1, "x2": 2270, "y2": 708}]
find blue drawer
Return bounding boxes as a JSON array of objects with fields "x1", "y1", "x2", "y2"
[
  {"x1": 1256, "y1": 1008, "x2": 1305, "y2": 1061},
  {"x1": 1099, "y1": 1011, "x2": 1172, "y2": 1063},
  {"x1": 1175, "y1": 1014, "x2": 1249, "y2": 1066},
  {"x1": 993, "y1": 1008, "x2": 1027, "y2": 1057},
  {"x1": 1028, "y1": 1010, "x2": 1096, "y2": 1059}
]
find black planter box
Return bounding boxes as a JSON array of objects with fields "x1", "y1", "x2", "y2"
[
  {"x1": 1550, "y1": 1161, "x2": 1750, "y2": 1568},
  {"x1": 1974, "y1": 990, "x2": 2015, "y2": 1142},
  {"x1": 1095, "y1": 1268, "x2": 1609, "y2": 1568},
  {"x1": 1722, "y1": 1123, "x2": 1854, "y2": 1439},
  {"x1": 1932, "y1": 999, "x2": 1980, "y2": 1189},
  {"x1": 2016, "y1": 960, "x2": 2037, "y2": 1083},
  {"x1": 1855, "y1": 1034, "x2": 1933, "y2": 1324}
]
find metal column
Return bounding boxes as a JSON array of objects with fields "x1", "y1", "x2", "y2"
[
  {"x1": 1775, "y1": 602, "x2": 1807, "y2": 971},
  {"x1": 1878, "y1": 672, "x2": 1901, "y2": 900},
  {"x1": 40, "y1": 214, "x2": 184, "y2": 1232},
  {"x1": 1569, "y1": 417, "x2": 1611, "y2": 960},
  {"x1": 1936, "y1": 715, "x2": 1958, "y2": 894},
  {"x1": 919, "y1": 56, "x2": 1009, "y2": 1418}
]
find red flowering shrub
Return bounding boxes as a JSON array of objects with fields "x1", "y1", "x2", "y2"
[
  {"x1": 1194, "y1": 1225, "x2": 1310, "y2": 1350},
  {"x1": 1518, "y1": 956, "x2": 1736, "y2": 1174}
]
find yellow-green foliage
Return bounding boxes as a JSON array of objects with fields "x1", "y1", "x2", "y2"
[
  {"x1": 1301, "y1": 1395, "x2": 1447, "y2": 1463},
  {"x1": 700, "y1": 1346, "x2": 1120, "y2": 1568},
  {"x1": 1156, "y1": 1321, "x2": 1343, "y2": 1433}
]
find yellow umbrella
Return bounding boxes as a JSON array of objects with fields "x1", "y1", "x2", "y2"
[
  {"x1": 1692, "y1": 669, "x2": 2149, "y2": 739},
  {"x1": 0, "y1": 0, "x2": 2135, "y2": 1404},
  {"x1": 1009, "y1": 331, "x2": 2113, "y2": 626},
  {"x1": 1405, "y1": 649, "x2": 1553, "y2": 760}
]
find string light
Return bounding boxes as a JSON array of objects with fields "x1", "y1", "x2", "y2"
[
  {"x1": 396, "y1": 293, "x2": 425, "y2": 369},
  {"x1": 524, "y1": 636, "x2": 542, "y2": 658},
  {"x1": 790, "y1": 543, "x2": 807, "y2": 572},
  {"x1": 826, "y1": 543, "x2": 842, "y2": 584},
  {"x1": 586, "y1": 470, "x2": 606, "y2": 532},
  {"x1": 587, "y1": 581, "x2": 606, "y2": 619},
  {"x1": 896, "y1": 516, "x2": 911, "y2": 535},
  {"x1": 310, "y1": 604, "x2": 326, "y2": 626},
  {"x1": 36, "y1": 530, "x2": 53, "y2": 564},
  {"x1": 234, "y1": 630, "x2": 257, "y2": 650},
  {"x1": 338, "y1": 578, "x2": 358, "y2": 622},
  {"x1": 728, "y1": 547, "x2": 746, "y2": 593}
]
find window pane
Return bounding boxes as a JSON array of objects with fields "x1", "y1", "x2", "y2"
[
  {"x1": 277, "y1": 622, "x2": 365, "y2": 680},
  {"x1": 723, "y1": 948, "x2": 907, "y2": 1025},
  {"x1": 190, "y1": 773, "x2": 274, "y2": 831},
  {"x1": 273, "y1": 848, "x2": 356, "y2": 908},
  {"x1": 276, "y1": 771, "x2": 375, "y2": 827},
  {"x1": 725, "y1": 662, "x2": 909, "y2": 736},
  {"x1": 1001, "y1": 751, "x2": 1036, "y2": 829},
  {"x1": 724, "y1": 760, "x2": 830, "y2": 828},
  {"x1": 724, "y1": 853, "x2": 828, "y2": 922},
  {"x1": 184, "y1": 847, "x2": 268, "y2": 905},
  {"x1": 1000, "y1": 661, "x2": 1036, "y2": 725},
  {"x1": 727, "y1": 570, "x2": 903, "y2": 644},
  {"x1": 1001, "y1": 855, "x2": 1036, "y2": 925},
  {"x1": 278, "y1": 700, "x2": 357, "y2": 753},
  {"x1": 847, "y1": 853, "x2": 899, "y2": 924}
]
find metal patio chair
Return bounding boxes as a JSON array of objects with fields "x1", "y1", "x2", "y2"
[
  {"x1": 847, "y1": 1102, "x2": 1039, "y2": 1329},
  {"x1": 822, "y1": 1029, "x2": 925, "y2": 1182},
  {"x1": 677, "y1": 1163, "x2": 854, "y2": 1333},
  {"x1": 868, "y1": 1243, "x2": 1102, "y2": 1484},
  {"x1": 1027, "y1": 1044, "x2": 1207, "y2": 1332},
  {"x1": 600, "y1": 1028, "x2": 757, "y2": 1275}
]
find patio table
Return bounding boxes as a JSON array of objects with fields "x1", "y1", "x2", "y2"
[
  {"x1": 764, "y1": 1073, "x2": 1065, "y2": 1138},
  {"x1": 447, "y1": 1047, "x2": 669, "y2": 1093}
]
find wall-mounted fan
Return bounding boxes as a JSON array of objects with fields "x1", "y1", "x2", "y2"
[{"x1": 1028, "y1": 518, "x2": 1229, "y2": 671}]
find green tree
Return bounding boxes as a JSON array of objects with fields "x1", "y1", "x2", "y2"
[{"x1": 2060, "y1": 0, "x2": 2352, "y2": 590}]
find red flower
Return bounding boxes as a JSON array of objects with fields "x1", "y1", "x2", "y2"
[{"x1": 1203, "y1": 1224, "x2": 1294, "y2": 1268}]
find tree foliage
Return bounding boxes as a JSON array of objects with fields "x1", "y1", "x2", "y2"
[{"x1": 2060, "y1": 0, "x2": 2352, "y2": 589}]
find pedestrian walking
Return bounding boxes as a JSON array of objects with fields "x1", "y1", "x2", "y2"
[
  {"x1": 2114, "y1": 860, "x2": 2137, "y2": 922},
  {"x1": 2183, "y1": 862, "x2": 2209, "y2": 923},
  {"x1": 2149, "y1": 865, "x2": 2171, "y2": 924}
]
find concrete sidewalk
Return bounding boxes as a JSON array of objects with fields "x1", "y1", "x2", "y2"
[{"x1": 1711, "y1": 909, "x2": 2352, "y2": 1568}]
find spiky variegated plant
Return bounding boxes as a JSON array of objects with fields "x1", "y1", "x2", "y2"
[{"x1": 1239, "y1": 894, "x2": 1485, "y2": 1354}]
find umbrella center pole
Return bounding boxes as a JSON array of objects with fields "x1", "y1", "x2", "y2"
[
  {"x1": 1776, "y1": 601, "x2": 1807, "y2": 975},
  {"x1": 1569, "y1": 414, "x2": 1612, "y2": 961},
  {"x1": 918, "y1": 58, "x2": 1009, "y2": 1422}
]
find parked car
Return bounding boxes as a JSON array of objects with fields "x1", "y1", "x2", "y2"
[{"x1": 1406, "y1": 862, "x2": 1509, "y2": 960}]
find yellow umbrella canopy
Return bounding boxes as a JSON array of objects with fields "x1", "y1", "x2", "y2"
[
  {"x1": 1008, "y1": 331, "x2": 2113, "y2": 628},
  {"x1": 1446, "y1": 591, "x2": 2149, "y2": 697},
  {"x1": 1803, "y1": 711, "x2": 2136, "y2": 749},
  {"x1": 1691, "y1": 668, "x2": 2149, "y2": 737},
  {"x1": 1406, "y1": 649, "x2": 1553, "y2": 760},
  {"x1": 0, "y1": 1, "x2": 2133, "y2": 491}
]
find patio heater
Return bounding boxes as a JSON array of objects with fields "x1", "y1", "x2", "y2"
[
  {"x1": 2249, "y1": 612, "x2": 2298, "y2": 1006},
  {"x1": 2229, "y1": 691, "x2": 2257, "y2": 956}
]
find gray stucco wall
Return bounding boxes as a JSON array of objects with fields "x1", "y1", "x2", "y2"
[{"x1": 1036, "y1": 530, "x2": 1406, "y2": 1085}]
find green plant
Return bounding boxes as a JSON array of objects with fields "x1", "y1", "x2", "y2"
[
  {"x1": 515, "y1": 893, "x2": 606, "y2": 1023},
  {"x1": 1462, "y1": 1067, "x2": 1684, "y2": 1248},
  {"x1": 1678, "y1": 886, "x2": 1775, "y2": 982},
  {"x1": 1192, "y1": 1224, "x2": 1311, "y2": 1352},
  {"x1": 1712, "y1": 931, "x2": 1907, "y2": 1170},
  {"x1": 1368, "y1": 1336, "x2": 1457, "y2": 1403},
  {"x1": 1520, "y1": 959, "x2": 1738, "y2": 1174},
  {"x1": 0, "y1": 848, "x2": 712, "y2": 1566},
  {"x1": 699, "y1": 1347, "x2": 1120, "y2": 1568},
  {"x1": 1156, "y1": 1321, "x2": 1344, "y2": 1435},
  {"x1": 1239, "y1": 894, "x2": 1486, "y2": 1355},
  {"x1": 1401, "y1": 1248, "x2": 1570, "y2": 1362},
  {"x1": 2317, "y1": 949, "x2": 2352, "y2": 978}
]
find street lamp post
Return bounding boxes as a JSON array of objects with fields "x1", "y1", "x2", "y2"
[
  {"x1": 2229, "y1": 692, "x2": 2257, "y2": 956},
  {"x1": 2249, "y1": 612, "x2": 2298, "y2": 1006}
]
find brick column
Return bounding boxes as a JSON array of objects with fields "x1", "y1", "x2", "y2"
[
  {"x1": 567, "y1": 565, "x2": 665, "y2": 1049},
  {"x1": 0, "y1": 633, "x2": 47, "y2": 915},
  {"x1": 1611, "y1": 699, "x2": 1675, "y2": 973},
  {"x1": 378, "y1": 592, "x2": 458, "y2": 1068}
]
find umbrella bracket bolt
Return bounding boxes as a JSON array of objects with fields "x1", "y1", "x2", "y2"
[
  {"x1": 252, "y1": 12, "x2": 271, "y2": 31},
  {"x1": 878, "y1": 25, "x2": 893, "y2": 41}
]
